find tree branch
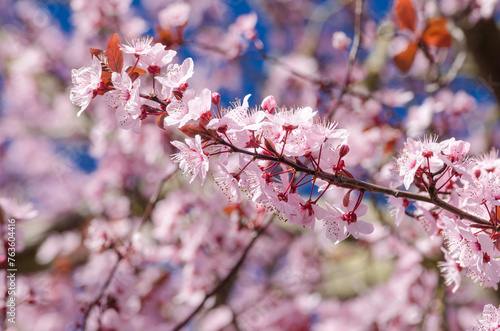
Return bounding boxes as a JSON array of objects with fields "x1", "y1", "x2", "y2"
[
  {"x1": 80, "y1": 173, "x2": 174, "y2": 330},
  {"x1": 216, "y1": 139, "x2": 490, "y2": 227},
  {"x1": 327, "y1": 0, "x2": 363, "y2": 119},
  {"x1": 461, "y1": 17, "x2": 500, "y2": 108},
  {"x1": 172, "y1": 218, "x2": 272, "y2": 331}
]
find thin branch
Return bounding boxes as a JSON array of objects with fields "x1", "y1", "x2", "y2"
[
  {"x1": 172, "y1": 218, "x2": 273, "y2": 331},
  {"x1": 80, "y1": 173, "x2": 174, "y2": 330},
  {"x1": 140, "y1": 93, "x2": 170, "y2": 108},
  {"x1": 140, "y1": 171, "x2": 176, "y2": 227},
  {"x1": 80, "y1": 250, "x2": 123, "y2": 330},
  {"x1": 216, "y1": 139, "x2": 490, "y2": 226},
  {"x1": 327, "y1": 0, "x2": 363, "y2": 119}
]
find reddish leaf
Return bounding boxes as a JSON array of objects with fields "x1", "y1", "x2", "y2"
[
  {"x1": 264, "y1": 138, "x2": 278, "y2": 156},
  {"x1": 343, "y1": 189, "x2": 353, "y2": 207},
  {"x1": 421, "y1": 17, "x2": 452, "y2": 48},
  {"x1": 393, "y1": 42, "x2": 419, "y2": 73},
  {"x1": 223, "y1": 203, "x2": 242, "y2": 215},
  {"x1": 156, "y1": 114, "x2": 168, "y2": 130},
  {"x1": 125, "y1": 66, "x2": 147, "y2": 82},
  {"x1": 125, "y1": 66, "x2": 147, "y2": 77},
  {"x1": 179, "y1": 124, "x2": 214, "y2": 141},
  {"x1": 394, "y1": 0, "x2": 416, "y2": 32},
  {"x1": 96, "y1": 71, "x2": 113, "y2": 96},
  {"x1": 106, "y1": 33, "x2": 124, "y2": 73}
]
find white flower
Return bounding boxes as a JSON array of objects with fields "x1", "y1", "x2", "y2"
[
  {"x1": 171, "y1": 135, "x2": 209, "y2": 184},
  {"x1": 155, "y1": 58, "x2": 194, "y2": 89},
  {"x1": 212, "y1": 161, "x2": 241, "y2": 202},
  {"x1": 332, "y1": 31, "x2": 351, "y2": 50},
  {"x1": 107, "y1": 70, "x2": 142, "y2": 133},
  {"x1": 158, "y1": 2, "x2": 191, "y2": 28},
  {"x1": 70, "y1": 56, "x2": 102, "y2": 116},
  {"x1": 139, "y1": 43, "x2": 177, "y2": 71},
  {"x1": 120, "y1": 36, "x2": 154, "y2": 56}
]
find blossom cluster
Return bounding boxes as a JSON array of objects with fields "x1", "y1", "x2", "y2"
[
  {"x1": 70, "y1": 35, "x2": 376, "y2": 245},
  {"x1": 7, "y1": 0, "x2": 500, "y2": 329},
  {"x1": 393, "y1": 136, "x2": 500, "y2": 292}
]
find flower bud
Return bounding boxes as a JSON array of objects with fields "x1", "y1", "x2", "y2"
[
  {"x1": 200, "y1": 111, "x2": 213, "y2": 127},
  {"x1": 147, "y1": 65, "x2": 161, "y2": 75},
  {"x1": 212, "y1": 92, "x2": 221, "y2": 106},
  {"x1": 261, "y1": 95, "x2": 277, "y2": 113},
  {"x1": 332, "y1": 31, "x2": 351, "y2": 50},
  {"x1": 339, "y1": 145, "x2": 350, "y2": 158},
  {"x1": 177, "y1": 82, "x2": 189, "y2": 92}
]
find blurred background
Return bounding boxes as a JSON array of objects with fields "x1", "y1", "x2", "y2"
[{"x1": 2, "y1": 0, "x2": 500, "y2": 330}]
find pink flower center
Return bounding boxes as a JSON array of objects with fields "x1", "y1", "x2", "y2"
[{"x1": 342, "y1": 211, "x2": 357, "y2": 224}]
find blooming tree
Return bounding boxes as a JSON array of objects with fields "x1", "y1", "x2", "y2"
[{"x1": 4, "y1": 0, "x2": 500, "y2": 330}]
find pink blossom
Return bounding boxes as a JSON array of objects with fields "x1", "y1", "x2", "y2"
[
  {"x1": 155, "y1": 57, "x2": 194, "y2": 89},
  {"x1": 234, "y1": 12, "x2": 258, "y2": 40},
  {"x1": 138, "y1": 43, "x2": 177, "y2": 74},
  {"x1": 332, "y1": 31, "x2": 351, "y2": 50},
  {"x1": 261, "y1": 95, "x2": 277, "y2": 113},
  {"x1": 396, "y1": 136, "x2": 445, "y2": 189},
  {"x1": 212, "y1": 161, "x2": 241, "y2": 202},
  {"x1": 119, "y1": 36, "x2": 154, "y2": 56},
  {"x1": 184, "y1": 88, "x2": 212, "y2": 126},
  {"x1": 0, "y1": 197, "x2": 38, "y2": 219},
  {"x1": 107, "y1": 70, "x2": 142, "y2": 133},
  {"x1": 469, "y1": 304, "x2": 500, "y2": 331},
  {"x1": 158, "y1": 2, "x2": 191, "y2": 28},
  {"x1": 438, "y1": 247, "x2": 462, "y2": 293},
  {"x1": 325, "y1": 199, "x2": 374, "y2": 240},
  {"x1": 70, "y1": 56, "x2": 102, "y2": 116},
  {"x1": 171, "y1": 135, "x2": 209, "y2": 184}
]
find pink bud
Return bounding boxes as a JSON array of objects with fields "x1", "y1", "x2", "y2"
[
  {"x1": 211, "y1": 92, "x2": 221, "y2": 106},
  {"x1": 177, "y1": 82, "x2": 189, "y2": 92},
  {"x1": 261, "y1": 95, "x2": 277, "y2": 113},
  {"x1": 332, "y1": 31, "x2": 351, "y2": 50},
  {"x1": 339, "y1": 145, "x2": 350, "y2": 158},
  {"x1": 147, "y1": 65, "x2": 161, "y2": 75}
]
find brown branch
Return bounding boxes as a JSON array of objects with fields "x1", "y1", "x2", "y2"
[
  {"x1": 80, "y1": 173, "x2": 174, "y2": 330},
  {"x1": 140, "y1": 171, "x2": 176, "y2": 227},
  {"x1": 140, "y1": 93, "x2": 170, "y2": 108},
  {"x1": 172, "y1": 218, "x2": 272, "y2": 331},
  {"x1": 216, "y1": 139, "x2": 490, "y2": 227},
  {"x1": 80, "y1": 250, "x2": 123, "y2": 330},
  {"x1": 461, "y1": 17, "x2": 500, "y2": 108},
  {"x1": 327, "y1": 0, "x2": 363, "y2": 119}
]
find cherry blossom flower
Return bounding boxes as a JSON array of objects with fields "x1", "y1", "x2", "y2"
[
  {"x1": 261, "y1": 95, "x2": 277, "y2": 113},
  {"x1": 442, "y1": 216, "x2": 500, "y2": 289},
  {"x1": 332, "y1": 31, "x2": 351, "y2": 50},
  {"x1": 267, "y1": 106, "x2": 317, "y2": 129},
  {"x1": 469, "y1": 304, "x2": 500, "y2": 331},
  {"x1": 119, "y1": 35, "x2": 154, "y2": 56},
  {"x1": 70, "y1": 56, "x2": 102, "y2": 116},
  {"x1": 106, "y1": 70, "x2": 142, "y2": 133},
  {"x1": 171, "y1": 135, "x2": 209, "y2": 184},
  {"x1": 184, "y1": 88, "x2": 212, "y2": 126},
  {"x1": 325, "y1": 199, "x2": 374, "y2": 241},
  {"x1": 155, "y1": 57, "x2": 194, "y2": 89},
  {"x1": 0, "y1": 196, "x2": 38, "y2": 219},
  {"x1": 161, "y1": 89, "x2": 196, "y2": 127},
  {"x1": 396, "y1": 136, "x2": 445, "y2": 189},
  {"x1": 437, "y1": 247, "x2": 462, "y2": 293},
  {"x1": 158, "y1": 2, "x2": 191, "y2": 28},
  {"x1": 212, "y1": 161, "x2": 241, "y2": 202},
  {"x1": 138, "y1": 43, "x2": 177, "y2": 75}
]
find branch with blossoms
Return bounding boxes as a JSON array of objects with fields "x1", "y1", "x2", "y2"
[
  {"x1": 79, "y1": 172, "x2": 175, "y2": 330},
  {"x1": 70, "y1": 31, "x2": 500, "y2": 317},
  {"x1": 172, "y1": 216, "x2": 272, "y2": 331}
]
